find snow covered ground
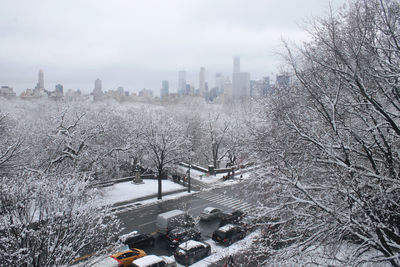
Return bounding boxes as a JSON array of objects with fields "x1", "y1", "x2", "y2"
[{"x1": 100, "y1": 179, "x2": 186, "y2": 206}]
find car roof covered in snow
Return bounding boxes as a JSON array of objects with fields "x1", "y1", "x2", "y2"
[
  {"x1": 132, "y1": 255, "x2": 164, "y2": 266},
  {"x1": 178, "y1": 240, "x2": 206, "y2": 250},
  {"x1": 217, "y1": 224, "x2": 239, "y2": 232}
]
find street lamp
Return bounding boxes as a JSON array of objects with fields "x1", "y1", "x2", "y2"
[{"x1": 187, "y1": 156, "x2": 191, "y2": 193}]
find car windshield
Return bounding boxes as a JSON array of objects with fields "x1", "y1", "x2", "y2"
[{"x1": 214, "y1": 230, "x2": 227, "y2": 239}]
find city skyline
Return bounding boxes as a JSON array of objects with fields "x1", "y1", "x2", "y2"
[{"x1": 0, "y1": 0, "x2": 346, "y2": 94}]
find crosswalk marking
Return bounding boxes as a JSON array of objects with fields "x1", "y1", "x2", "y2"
[{"x1": 196, "y1": 191, "x2": 256, "y2": 213}]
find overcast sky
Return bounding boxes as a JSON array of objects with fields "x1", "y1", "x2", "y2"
[{"x1": 0, "y1": 0, "x2": 346, "y2": 95}]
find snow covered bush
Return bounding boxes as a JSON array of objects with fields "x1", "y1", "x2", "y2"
[{"x1": 245, "y1": 0, "x2": 400, "y2": 265}]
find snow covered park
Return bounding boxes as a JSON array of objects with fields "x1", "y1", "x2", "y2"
[{"x1": 101, "y1": 179, "x2": 186, "y2": 206}]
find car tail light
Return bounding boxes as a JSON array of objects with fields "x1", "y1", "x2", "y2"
[
  {"x1": 174, "y1": 238, "x2": 179, "y2": 241},
  {"x1": 224, "y1": 238, "x2": 227, "y2": 242}
]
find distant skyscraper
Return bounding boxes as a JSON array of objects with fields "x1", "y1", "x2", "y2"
[
  {"x1": 199, "y1": 67, "x2": 206, "y2": 96},
  {"x1": 161, "y1": 80, "x2": 169, "y2": 99},
  {"x1": 55, "y1": 84, "x2": 63, "y2": 95},
  {"x1": 215, "y1": 73, "x2": 224, "y2": 94},
  {"x1": 38, "y1": 69, "x2": 44, "y2": 89},
  {"x1": 93, "y1": 78, "x2": 103, "y2": 101},
  {"x1": 35, "y1": 69, "x2": 44, "y2": 91},
  {"x1": 233, "y1": 56, "x2": 240, "y2": 73},
  {"x1": 232, "y1": 72, "x2": 250, "y2": 100},
  {"x1": 94, "y1": 78, "x2": 102, "y2": 91},
  {"x1": 178, "y1": 71, "x2": 186, "y2": 96}
]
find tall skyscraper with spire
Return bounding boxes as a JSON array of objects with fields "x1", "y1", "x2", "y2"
[{"x1": 34, "y1": 69, "x2": 44, "y2": 91}]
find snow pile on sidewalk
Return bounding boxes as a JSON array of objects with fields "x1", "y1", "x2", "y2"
[
  {"x1": 101, "y1": 180, "x2": 185, "y2": 205},
  {"x1": 184, "y1": 230, "x2": 260, "y2": 267}
]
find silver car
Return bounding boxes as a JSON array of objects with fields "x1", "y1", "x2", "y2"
[{"x1": 200, "y1": 207, "x2": 222, "y2": 221}]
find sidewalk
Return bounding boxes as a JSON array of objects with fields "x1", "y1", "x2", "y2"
[{"x1": 111, "y1": 187, "x2": 188, "y2": 208}]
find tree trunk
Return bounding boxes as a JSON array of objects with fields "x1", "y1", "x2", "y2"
[{"x1": 157, "y1": 169, "x2": 162, "y2": 200}]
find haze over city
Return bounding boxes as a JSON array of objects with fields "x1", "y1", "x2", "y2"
[{"x1": 0, "y1": 0, "x2": 346, "y2": 95}]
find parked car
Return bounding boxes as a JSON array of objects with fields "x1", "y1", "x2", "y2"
[
  {"x1": 156, "y1": 209, "x2": 194, "y2": 236},
  {"x1": 218, "y1": 210, "x2": 245, "y2": 227},
  {"x1": 174, "y1": 240, "x2": 211, "y2": 265},
  {"x1": 200, "y1": 207, "x2": 221, "y2": 221},
  {"x1": 119, "y1": 231, "x2": 155, "y2": 249},
  {"x1": 166, "y1": 227, "x2": 201, "y2": 249},
  {"x1": 212, "y1": 224, "x2": 246, "y2": 246},
  {"x1": 131, "y1": 255, "x2": 177, "y2": 267},
  {"x1": 111, "y1": 249, "x2": 147, "y2": 267}
]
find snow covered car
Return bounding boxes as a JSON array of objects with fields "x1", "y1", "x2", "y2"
[
  {"x1": 111, "y1": 249, "x2": 147, "y2": 267},
  {"x1": 218, "y1": 210, "x2": 245, "y2": 227},
  {"x1": 131, "y1": 255, "x2": 177, "y2": 267},
  {"x1": 173, "y1": 240, "x2": 211, "y2": 265},
  {"x1": 119, "y1": 230, "x2": 155, "y2": 249},
  {"x1": 200, "y1": 207, "x2": 221, "y2": 221},
  {"x1": 212, "y1": 224, "x2": 246, "y2": 246},
  {"x1": 166, "y1": 227, "x2": 201, "y2": 249}
]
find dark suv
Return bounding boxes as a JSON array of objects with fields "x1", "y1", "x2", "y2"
[
  {"x1": 120, "y1": 231, "x2": 155, "y2": 249},
  {"x1": 166, "y1": 227, "x2": 201, "y2": 249},
  {"x1": 212, "y1": 224, "x2": 246, "y2": 246},
  {"x1": 174, "y1": 240, "x2": 211, "y2": 265},
  {"x1": 218, "y1": 210, "x2": 245, "y2": 227}
]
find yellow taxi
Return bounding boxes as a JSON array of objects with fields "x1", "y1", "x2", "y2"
[{"x1": 111, "y1": 249, "x2": 146, "y2": 267}]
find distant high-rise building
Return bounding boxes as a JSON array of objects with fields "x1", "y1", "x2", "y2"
[
  {"x1": 38, "y1": 69, "x2": 44, "y2": 89},
  {"x1": 276, "y1": 74, "x2": 290, "y2": 89},
  {"x1": 178, "y1": 71, "x2": 186, "y2": 96},
  {"x1": 215, "y1": 73, "x2": 224, "y2": 94},
  {"x1": 35, "y1": 69, "x2": 45, "y2": 91},
  {"x1": 55, "y1": 84, "x2": 63, "y2": 95},
  {"x1": 232, "y1": 72, "x2": 250, "y2": 100},
  {"x1": 94, "y1": 78, "x2": 102, "y2": 91},
  {"x1": 250, "y1": 77, "x2": 271, "y2": 97},
  {"x1": 161, "y1": 80, "x2": 169, "y2": 99},
  {"x1": 199, "y1": 67, "x2": 206, "y2": 96},
  {"x1": 93, "y1": 78, "x2": 103, "y2": 101},
  {"x1": 232, "y1": 56, "x2": 249, "y2": 100},
  {"x1": 233, "y1": 56, "x2": 240, "y2": 73}
]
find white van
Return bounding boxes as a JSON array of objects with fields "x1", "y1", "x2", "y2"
[
  {"x1": 131, "y1": 255, "x2": 176, "y2": 267},
  {"x1": 156, "y1": 209, "x2": 193, "y2": 235}
]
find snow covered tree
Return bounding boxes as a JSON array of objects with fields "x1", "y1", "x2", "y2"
[
  {"x1": 139, "y1": 110, "x2": 188, "y2": 199},
  {"x1": 0, "y1": 171, "x2": 120, "y2": 267},
  {"x1": 0, "y1": 112, "x2": 23, "y2": 175},
  {"x1": 245, "y1": 0, "x2": 400, "y2": 265}
]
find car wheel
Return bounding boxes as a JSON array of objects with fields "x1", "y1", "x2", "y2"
[{"x1": 207, "y1": 248, "x2": 211, "y2": 256}]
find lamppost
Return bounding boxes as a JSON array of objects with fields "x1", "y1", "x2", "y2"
[{"x1": 187, "y1": 156, "x2": 191, "y2": 193}]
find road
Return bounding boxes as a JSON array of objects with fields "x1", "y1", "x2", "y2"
[{"x1": 114, "y1": 180, "x2": 255, "y2": 257}]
